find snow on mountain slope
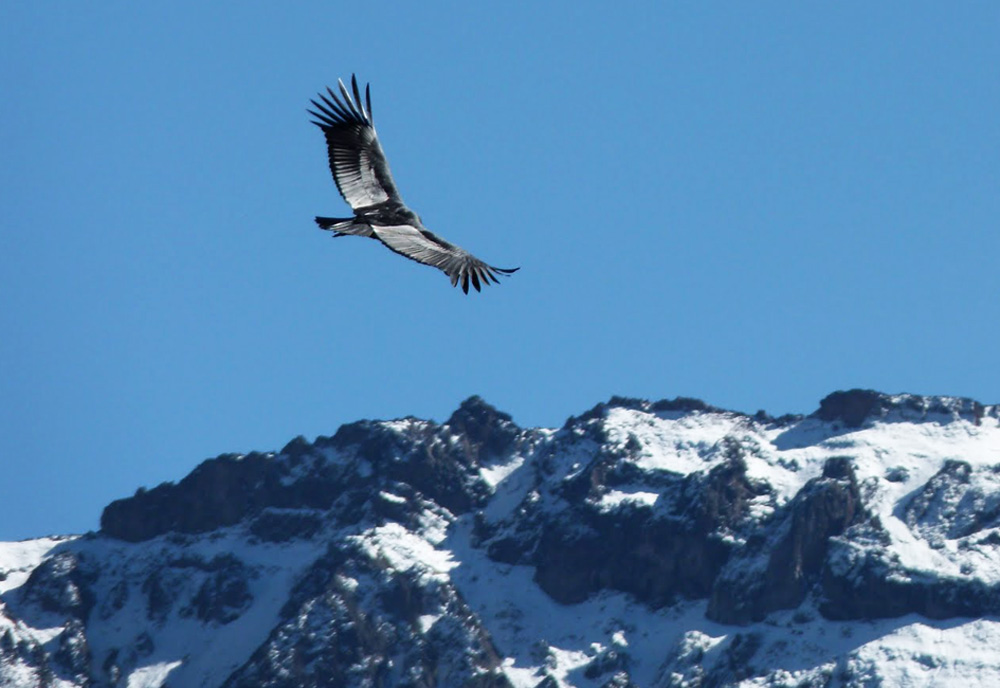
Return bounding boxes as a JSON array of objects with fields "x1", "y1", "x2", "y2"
[
  {"x1": 0, "y1": 538, "x2": 71, "y2": 596},
  {"x1": 2, "y1": 390, "x2": 1000, "y2": 687}
]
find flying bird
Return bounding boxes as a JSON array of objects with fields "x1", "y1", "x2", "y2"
[{"x1": 308, "y1": 75, "x2": 518, "y2": 294}]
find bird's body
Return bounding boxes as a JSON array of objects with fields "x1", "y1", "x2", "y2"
[{"x1": 309, "y1": 76, "x2": 517, "y2": 293}]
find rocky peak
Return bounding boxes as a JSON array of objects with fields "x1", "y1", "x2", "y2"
[
  {"x1": 707, "y1": 457, "x2": 867, "y2": 624},
  {"x1": 99, "y1": 449, "x2": 354, "y2": 543},
  {"x1": 100, "y1": 398, "x2": 527, "y2": 543},
  {"x1": 815, "y1": 388, "x2": 989, "y2": 428},
  {"x1": 444, "y1": 395, "x2": 520, "y2": 462},
  {"x1": 19, "y1": 551, "x2": 97, "y2": 622},
  {"x1": 564, "y1": 395, "x2": 723, "y2": 430}
]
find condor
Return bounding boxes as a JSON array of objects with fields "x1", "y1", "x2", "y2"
[{"x1": 309, "y1": 76, "x2": 518, "y2": 294}]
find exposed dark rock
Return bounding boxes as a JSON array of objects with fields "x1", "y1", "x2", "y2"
[
  {"x1": 223, "y1": 541, "x2": 511, "y2": 688},
  {"x1": 815, "y1": 389, "x2": 987, "y2": 428},
  {"x1": 383, "y1": 439, "x2": 490, "y2": 515},
  {"x1": 904, "y1": 460, "x2": 1000, "y2": 542},
  {"x1": 249, "y1": 508, "x2": 323, "y2": 542},
  {"x1": 99, "y1": 580, "x2": 129, "y2": 620},
  {"x1": 569, "y1": 394, "x2": 805, "y2": 431},
  {"x1": 885, "y1": 466, "x2": 910, "y2": 483},
  {"x1": 139, "y1": 554, "x2": 255, "y2": 625},
  {"x1": 278, "y1": 434, "x2": 312, "y2": 459},
  {"x1": 702, "y1": 633, "x2": 763, "y2": 688},
  {"x1": 20, "y1": 551, "x2": 97, "y2": 622},
  {"x1": 814, "y1": 389, "x2": 886, "y2": 428},
  {"x1": 820, "y1": 534, "x2": 1000, "y2": 620},
  {"x1": 664, "y1": 632, "x2": 770, "y2": 688},
  {"x1": 583, "y1": 643, "x2": 629, "y2": 680},
  {"x1": 141, "y1": 568, "x2": 176, "y2": 623},
  {"x1": 708, "y1": 457, "x2": 867, "y2": 624},
  {"x1": 183, "y1": 556, "x2": 254, "y2": 624},
  {"x1": 752, "y1": 409, "x2": 805, "y2": 426},
  {"x1": 134, "y1": 631, "x2": 154, "y2": 657},
  {"x1": 445, "y1": 396, "x2": 521, "y2": 463},
  {"x1": 757, "y1": 458, "x2": 865, "y2": 608},
  {"x1": 565, "y1": 395, "x2": 723, "y2": 430},
  {"x1": 0, "y1": 628, "x2": 15, "y2": 654},
  {"x1": 101, "y1": 648, "x2": 121, "y2": 685},
  {"x1": 323, "y1": 401, "x2": 518, "y2": 517},
  {"x1": 680, "y1": 441, "x2": 772, "y2": 534},
  {"x1": 817, "y1": 463, "x2": 1000, "y2": 620},
  {"x1": 599, "y1": 672, "x2": 636, "y2": 688},
  {"x1": 101, "y1": 450, "x2": 355, "y2": 542},
  {"x1": 532, "y1": 452, "x2": 767, "y2": 607},
  {"x1": 485, "y1": 535, "x2": 527, "y2": 565},
  {"x1": 649, "y1": 396, "x2": 721, "y2": 415},
  {"x1": 334, "y1": 416, "x2": 491, "y2": 515},
  {"x1": 101, "y1": 398, "x2": 517, "y2": 542},
  {"x1": 53, "y1": 619, "x2": 91, "y2": 686},
  {"x1": 329, "y1": 418, "x2": 421, "y2": 466}
]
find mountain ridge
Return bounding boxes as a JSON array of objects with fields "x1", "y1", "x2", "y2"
[{"x1": 3, "y1": 388, "x2": 1000, "y2": 687}]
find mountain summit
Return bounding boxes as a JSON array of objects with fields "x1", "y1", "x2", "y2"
[{"x1": 3, "y1": 389, "x2": 1000, "y2": 687}]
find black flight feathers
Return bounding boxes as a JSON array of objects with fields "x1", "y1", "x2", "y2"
[
  {"x1": 309, "y1": 75, "x2": 518, "y2": 294},
  {"x1": 310, "y1": 75, "x2": 373, "y2": 129}
]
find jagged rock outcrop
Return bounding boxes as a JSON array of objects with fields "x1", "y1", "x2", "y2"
[
  {"x1": 904, "y1": 459, "x2": 1000, "y2": 542},
  {"x1": 223, "y1": 541, "x2": 511, "y2": 688},
  {"x1": 529, "y1": 449, "x2": 769, "y2": 607},
  {"x1": 19, "y1": 551, "x2": 97, "y2": 621},
  {"x1": 707, "y1": 457, "x2": 867, "y2": 623},
  {"x1": 820, "y1": 535, "x2": 1000, "y2": 620},
  {"x1": 815, "y1": 388, "x2": 989, "y2": 428},
  {"x1": 99, "y1": 450, "x2": 351, "y2": 542},
  {"x1": 445, "y1": 395, "x2": 521, "y2": 464},
  {"x1": 820, "y1": 457, "x2": 1000, "y2": 621},
  {"x1": 101, "y1": 397, "x2": 529, "y2": 542}
]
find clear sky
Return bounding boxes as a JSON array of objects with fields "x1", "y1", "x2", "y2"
[{"x1": 2, "y1": 3, "x2": 999, "y2": 541}]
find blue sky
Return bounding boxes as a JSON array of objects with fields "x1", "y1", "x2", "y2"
[{"x1": 2, "y1": 3, "x2": 999, "y2": 541}]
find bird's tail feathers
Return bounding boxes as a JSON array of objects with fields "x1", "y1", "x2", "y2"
[{"x1": 315, "y1": 216, "x2": 373, "y2": 238}]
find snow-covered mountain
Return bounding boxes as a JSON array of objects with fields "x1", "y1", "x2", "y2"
[{"x1": 3, "y1": 389, "x2": 1000, "y2": 687}]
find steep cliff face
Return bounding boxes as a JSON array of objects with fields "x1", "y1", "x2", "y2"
[
  {"x1": 707, "y1": 456, "x2": 868, "y2": 624},
  {"x1": 3, "y1": 389, "x2": 1000, "y2": 687}
]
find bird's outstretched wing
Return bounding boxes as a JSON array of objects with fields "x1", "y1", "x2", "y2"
[
  {"x1": 308, "y1": 76, "x2": 401, "y2": 209},
  {"x1": 309, "y1": 75, "x2": 519, "y2": 293},
  {"x1": 373, "y1": 224, "x2": 518, "y2": 294}
]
